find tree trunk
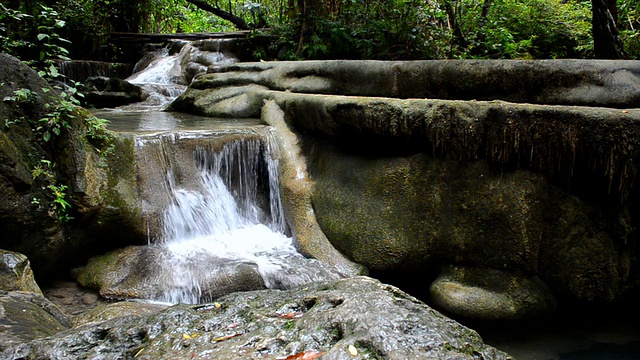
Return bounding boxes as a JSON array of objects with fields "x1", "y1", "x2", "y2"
[
  {"x1": 592, "y1": 0, "x2": 627, "y2": 58},
  {"x1": 444, "y1": 0, "x2": 467, "y2": 50},
  {"x1": 295, "y1": 0, "x2": 323, "y2": 56},
  {"x1": 185, "y1": 0, "x2": 249, "y2": 30},
  {"x1": 471, "y1": 0, "x2": 493, "y2": 55}
]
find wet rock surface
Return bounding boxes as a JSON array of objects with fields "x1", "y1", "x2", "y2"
[
  {"x1": 73, "y1": 245, "x2": 268, "y2": 302},
  {"x1": 0, "y1": 249, "x2": 42, "y2": 294},
  {"x1": 429, "y1": 266, "x2": 557, "y2": 320},
  {"x1": 82, "y1": 76, "x2": 143, "y2": 108},
  {"x1": 43, "y1": 280, "x2": 108, "y2": 318},
  {"x1": 0, "y1": 54, "x2": 146, "y2": 282},
  {"x1": 2, "y1": 276, "x2": 511, "y2": 360},
  {"x1": 0, "y1": 291, "x2": 70, "y2": 351}
]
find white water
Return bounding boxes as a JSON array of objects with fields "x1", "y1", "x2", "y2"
[
  {"x1": 121, "y1": 39, "x2": 337, "y2": 304},
  {"x1": 123, "y1": 40, "x2": 237, "y2": 109},
  {"x1": 142, "y1": 134, "x2": 338, "y2": 304}
]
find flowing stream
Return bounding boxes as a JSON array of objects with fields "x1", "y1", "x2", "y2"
[{"x1": 97, "y1": 40, "x2": 340, "y2": 304}]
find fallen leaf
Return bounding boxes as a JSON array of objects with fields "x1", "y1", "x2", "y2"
[
  {"x1": 280, "y1": 351, "x2": 327, "y2": 359},
  {"x1": 277, "y1": 311, "x2": 303, "y2": 319},
  {"x1": 182, "y1": 333, "x2": 192, "y2": 340},
  {"x1": 213, "y1": 332, "x2": 242, "y2": 342},
  {"x1": 348, "y1": 344, "x2": 358, "y2": 356},
  {"x1": 623, "y1": 110, "x2": 629, "y2": 114},
  {"x1": 214, "y1": 302, "x2": 221, "y2": 308}
]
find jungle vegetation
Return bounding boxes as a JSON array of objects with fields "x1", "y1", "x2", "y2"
[{"x1": 1, "y1": 0, "x2": 638, "y2": 62}]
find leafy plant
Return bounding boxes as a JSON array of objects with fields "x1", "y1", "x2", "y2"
[
  {"x1": 38, "y1": 97, "x2": 74, "y2": 142},
  {"x1": 31, "y1": 159, "x2": 72, "y2": 223},
  {"x1": 34, "y1": 6, "x2": 72, "y2": 79},
  {"x1": 3, "y1": 88, "x2": 37, "y2": 104},
  {"x1": 2, "y1": 88, "x2": 38, "y2": 129},
  {"x1": 47, "y1": 184, "x2": 73, "y2": 223},
  {"x1": 0, "y1": 3, "x2": 32, "y2": 55}
]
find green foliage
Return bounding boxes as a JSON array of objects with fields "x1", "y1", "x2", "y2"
[
  {"x1": 31, "y1": 160, "x2": 73, "y2": 223},
  {"x1": 2, "y1": 88, "x2": 38, "y2": 128},
  {"x1": 0, "y1": 3, "x2": 33, "y2": 56},
  {"x1": 264, "y1": 0, "x2": 594, "y2": 60},
  {"x1": 3, "y1": 0, "x2": 637, "y2": 60},
  {"x1": 619, "y1": 0, "x2": 640, "y2": 59},
  {"x1": 38, "y1": 97, "x2": 74, "y2": 143},
  {"x1": 3, "y1": 88, "x2": 38, "y2": 104},
  {"x1": 0, "y1": 3, "x2": 114, "y2": 224},
  {"x1": 460, "y1": 0, "x2": 593, "y2": 59},
  {"x1": 267, "y1": 0, "x2": 453, "y2": 60}
]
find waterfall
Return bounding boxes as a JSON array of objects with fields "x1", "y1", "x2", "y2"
[
  {"x1": 133, "y1": 129, "x2": 337, "y2": 304},
  {"x1": 161, "y1": 135, "x2": 286, "y2": 241},
  {"x1": 124, "y1": 39, "x2": 238, "y2": 109},
  {"x1": 57, "y1": 60, "x2": 133, "y2": 82}
]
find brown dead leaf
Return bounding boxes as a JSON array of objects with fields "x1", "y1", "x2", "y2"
[
  {"x1": 280, "y1": 351, "x2": 327, "y2": 360},
  {"x1": 277, "y1": 311, "x2": 303, "y2": 319}
]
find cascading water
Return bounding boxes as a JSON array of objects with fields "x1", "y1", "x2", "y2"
[
  {"x1": 124, "y1": 39, "x2": 238, "y2": 109},
  {"x1": 94, "y1": 37, "x2": 338, "y2": 305},
  {"x1": 133, "y1": 129, "x2": 340, "y2": 304}
]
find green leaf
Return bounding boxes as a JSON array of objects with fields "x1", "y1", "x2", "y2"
[
  {"x1": 48, "y1": 64, "x2": 59, "y2": 77},
  {"x1": 52, "y1": 127, "x2": 60, "y2": 136},
  {"x1": 55, "y1": 20, "x2": 66, "y2": 28},
  {"x1": 42, "y1": 131, "x2": 51, "y2": 142},
  {"x1": 37, "y1": 33, "x2": 49, "y2": 41}
]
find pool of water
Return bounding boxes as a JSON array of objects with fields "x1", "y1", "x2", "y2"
[
  {"x1": 92, "y1": 109, "x2": 262, "y2": 133},
  {"x1": 467, "y1": 307, "x2": 640, "y2": 360}
]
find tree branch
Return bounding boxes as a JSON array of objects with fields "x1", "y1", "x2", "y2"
[{"x1": 185, "y1": 0, "x2": 249, "y2": 30}]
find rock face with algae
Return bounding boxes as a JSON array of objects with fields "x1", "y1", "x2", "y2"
[
  {"x1": 1, "y1": 276, "x2": 511, "y2": 360},
  {"x1": 0, "y1": 53, "x2": 146, "y2": 281},
  {"x1": 171, "y1": 60, "x2": 640, "y2": 320}
]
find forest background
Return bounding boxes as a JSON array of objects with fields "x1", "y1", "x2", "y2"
[{"x1": 0, "y1": 0, "x2": 638, "y2": 66}]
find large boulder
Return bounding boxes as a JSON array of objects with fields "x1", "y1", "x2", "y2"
[
  {"x1": 171, "y1": 60, "x2": 640, "y2": 320},
  {"x1": 73, "y1": 241, "x2": 345, "y2": 304},
  {"x1": 0, "y1": 53, "x2": 146, "y2": 282},
  {"x1": 73, "y1": 245, "x2": 268, "y2": 303},
  {"x1": 82, "y1": 76, "x2": 143, "y2": 108},
  {"x1": 0, "y1": 249, "x2": 42, "y2": 294},
  {"x1": 0, "y1": 276, "x2": 511, "y2": 359}
]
